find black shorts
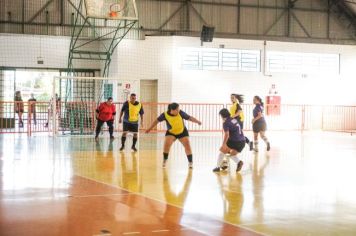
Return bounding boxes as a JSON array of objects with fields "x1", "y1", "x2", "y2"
[
  {"x1": 253, "y1": 120, "x2": 267, "y2": 133},
  {"x1": 165, "y1": 128, "x2": 189, "y2": 139},
  {"x1": 227, "y1": 139, "x2": 245, "y2": 153},
  {"x1": 15, "y1": 110, "x2": 24, "y2": 113},
  {"x1": 123, "y1": 122, "x2": 139, "y2": 133}
]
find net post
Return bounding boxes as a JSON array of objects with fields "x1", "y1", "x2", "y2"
[{"x1": 52, "y1": 76, "x2": 57, "y2": 137}]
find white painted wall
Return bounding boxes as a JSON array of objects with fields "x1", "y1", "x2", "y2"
[
  {"x1": 0, "y1": 33, "x2": 100, "y2": 69},
  {"x1": 113, "y1": 36, "x2": 356, "y2": 105},
  {"x1": 110, "y1": 37, "x2": 173, "y2": 102},
  {"x1": 1, "y1": 33, "x2": 356, "y2": 105},
  {"x1": 171, "y1": 37, "x2": 356, "y2": 105}
]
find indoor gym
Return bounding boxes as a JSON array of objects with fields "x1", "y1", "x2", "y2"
[{"x1": 0, "y1": 0, "x2": 356, "y2": 236}]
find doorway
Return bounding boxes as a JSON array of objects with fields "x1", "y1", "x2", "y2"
[{"x1": 140, "y1": 80, "x2": 158, "y2": 130}]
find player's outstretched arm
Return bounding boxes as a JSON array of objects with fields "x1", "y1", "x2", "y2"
[
  {"x1": 146, "y1": 120, "x2": 159, "y2": 133},
  {"x1": 188, "y1": 116, "x2": 202, "y2": 125}
]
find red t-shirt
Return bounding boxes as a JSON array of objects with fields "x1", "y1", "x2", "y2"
[{"x1": 97, "y1": 102, "x2": 116, "y2": 121}]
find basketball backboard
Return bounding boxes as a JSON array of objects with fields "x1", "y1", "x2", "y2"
[{"x1": 84, "y1": 0, "x2": 138, "y2": 20}]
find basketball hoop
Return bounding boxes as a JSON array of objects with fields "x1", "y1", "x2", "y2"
[{"x1": 109, "y1": 2, "x2": 125, "y2": 18}]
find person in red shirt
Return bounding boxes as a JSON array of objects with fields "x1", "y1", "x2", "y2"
[{"x1": 95, "y1": 97, "x2": 116, "y2": 141}]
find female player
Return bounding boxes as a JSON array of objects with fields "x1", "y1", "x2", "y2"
[
  {"x1": 95, "y1": 97, "x2": 116, "y2": 141},
  {"x1": 230, "y1": 94, "x2": 253, "y2": 150},
  {"x1": 145, "y1": 103, "x2": 201, "y2": 169},
  {"x1": 252, "y1": 96, "x2": 270, "y2": 152},
  {"x1": 213, "y1": 108, "x2": 244, "y2": 173}
]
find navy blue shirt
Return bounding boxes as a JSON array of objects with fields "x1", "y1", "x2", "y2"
[
  {"x1": 253, "y1": 104, "x2": 265, "y2": 122},
  {"x1": 223, "y1": 118, "x2": 245, "y2": 142}
]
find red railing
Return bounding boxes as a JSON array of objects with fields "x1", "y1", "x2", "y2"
[{"x1": 0, "y1": 101, "x2": 355, "y2": 136}]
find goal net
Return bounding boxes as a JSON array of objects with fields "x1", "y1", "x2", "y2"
[{"x1": 51, "y1": 76, "x2": 139, "y2": 136}]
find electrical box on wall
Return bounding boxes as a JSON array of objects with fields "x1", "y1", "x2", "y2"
[{"x1": 266, "y1": 96, "x2": 281, "y2": 116}]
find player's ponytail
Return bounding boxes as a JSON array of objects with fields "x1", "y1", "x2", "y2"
[
  {"x1": 168, "y1": 102, "x2": 179, "y2": 112},
  {"x1": 231, "y1": 94, "x2": 244, "y2": 103}
]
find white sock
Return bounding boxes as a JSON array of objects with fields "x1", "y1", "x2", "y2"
[
  {"x1": 230, "y1": 155, "x2": 240, "y2": 164},
  {"x1": 217, "y1": 152, "x2": 225, "y2": 166}
]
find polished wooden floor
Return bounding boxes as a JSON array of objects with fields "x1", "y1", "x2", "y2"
[{"x1": 1, "y1": 131, "x2": 356, "y2": 236}]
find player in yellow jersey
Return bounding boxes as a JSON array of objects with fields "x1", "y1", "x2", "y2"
[
  {"x1": 146, "y1": 103, "x2": 202, "y2": 169},
  {"x1": 119, "y1": 93, "x2": 144, "y2": 152},
  {"x1": 230, "y1": 94, "x2": 253, "y2": 151}
]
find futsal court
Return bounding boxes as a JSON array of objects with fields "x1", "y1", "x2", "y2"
[
  {"x1": 1, "y1": 130, "x2": 356, "y2": 236},
  {"x1": 2, "y1": 0, "x2": 356, "y2": 235}
]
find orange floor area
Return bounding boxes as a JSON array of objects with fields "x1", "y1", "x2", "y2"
[{"x1": 1, "y1": 131, "x2": 356, "y2": 236}]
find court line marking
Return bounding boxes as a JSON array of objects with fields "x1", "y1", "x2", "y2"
[
  {"x1": 2, "y1": 193, "x2": 132, "y2": 201},
  {"x1": 69, "y1": 193, "x2": 131, "y2": 198},
  {"x1": 151, "y1": 229, "x2": 170, "y2": 233},
  {"x1": 75, "y1": 174, "x2": 268, "y2": 236},
  {"x1": 122, "y1": 232, "x2": 141, "y2": 235}
]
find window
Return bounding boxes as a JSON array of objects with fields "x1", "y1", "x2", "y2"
[
  {"x1": 267, "y1": 51, "x2": 340, "y2": 74},
  {"x1": 180, "y1": 47, "x2": 260, "y2": 72},
  {"x1": 202, "y1": 49, "x2": 219, "y2": 70},
  {"x1": 181, "y1": 49, "x2": 200, "y2": 70}
]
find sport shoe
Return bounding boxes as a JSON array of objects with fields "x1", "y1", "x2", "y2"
[
  {"x1": 188, "y1": 162, "x2": 193, "y2": 169},
  {"x1": 119, "y1": 146, "x2": 125, "y2": 151},
  {"x1": 162, "y1": 160, "x2": 167, "y2": 168},
  {"x1": 131, "y1": 146, "x2": 137, "y2": 152},
  {"x1": 213, "y1": 167, "x2": 221, "y2": 172},
  {"x1": 267, "y1": 142, "x2": 271, "y2": 151},
  {"x1": 254, "y1": 147, "x2": 259, "y2": 152},
  {"x1": 221, "y1": 165, "x2": 228, "y2": 171},
  {"x1": 95, "y1": 137, "x2": 99, "y2": 142},
  {"x1": 110, "y1": 136, "x2": 115, "y2": 140},
  {"x1": 236, "y1": 161, "x2": 244, "y2": 172},
  {"x1": 249, "y1": 142, "x2": 253, "y2": 151}
]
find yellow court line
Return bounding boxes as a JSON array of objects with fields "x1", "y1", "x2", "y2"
[{"x1": 75, "y1": 173, "x2": 269, "y2": 236}]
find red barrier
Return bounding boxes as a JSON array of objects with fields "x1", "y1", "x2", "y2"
[{"x1": 1, "y1": 101, "x2": 355, "y2": 135}]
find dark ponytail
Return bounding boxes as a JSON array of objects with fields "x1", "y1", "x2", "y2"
[
  {"x1": 168, "y1": 102, "x2": 179, "y2": 113},
  {"x1": 254, "y1": 96, "x2": 264, "y2": 107},
  {"x1": 231, "y1": 94, "x2": 244, "y2": 103}
]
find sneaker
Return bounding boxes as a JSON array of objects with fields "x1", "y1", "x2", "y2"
[
  {"x1": 221, "y1": 165, "x2": 228, "y2": 171},
  {"x1": 44, "y1": 123, "x2": 48, "y2": 128},
  {"x1": 95, "y1": 137, "x2": 99, "y2": 142},
  {"x1": 162, "y1": 160, "x2": 167, "y2": 168},
  {"x1": 188, "y1": 162, "x2": 193, "y2": 169},
  {"x1": 236, "y1": 161, "x2": 244, "y2": 172},
  {"x1": 19, "y1": 122, "x2": 23, "y2": 128},
  {"x1": 249, "y1": 142, "x2": 253, "y2": 151},
  {"x1": 213, "y1": 167, "x2": 221, "y2": 172},
  {"x1": 119, "y1": 146, "x2": 125, "y2": 151},
  {"x1": 254, "y1": 147, "x2": 259, "y2": 152},
  {"x1": 110, "y1": 136, "x2": 115, "y2": 140},
  {"x1": 267, "y1": 142, "x2": 271, "y2": 151},
  {"x1": 131, "y1": 146, "x2": 137, "y2": 152}
]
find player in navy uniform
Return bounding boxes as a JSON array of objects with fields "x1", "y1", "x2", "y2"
[
  {"x1": 119, "y1": 93, "x2": 144, "y2": 152},
  {"x1": 213, "y1": 108, "x2": 245, "y2": 173},
  {"x1": 252, "y1": 96, "x2": 270, "y2": 152}
]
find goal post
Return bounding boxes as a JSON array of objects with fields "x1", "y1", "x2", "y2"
[{"x1": 51, "y1": 76, "x2": 140, "y2": 136}]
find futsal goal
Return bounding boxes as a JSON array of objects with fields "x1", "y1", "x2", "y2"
[{"x1": 50, "y1": 76, "x2": 139, "y2": 136}]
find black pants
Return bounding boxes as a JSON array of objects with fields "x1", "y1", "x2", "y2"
[{"x1": 95, "y1": 119, "x2": 114, "y2": 137}]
